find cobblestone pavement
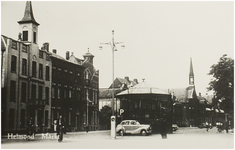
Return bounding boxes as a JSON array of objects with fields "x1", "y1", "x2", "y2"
[{"x1": 1, "y1": 127, "x2": 234, "y2": 149}]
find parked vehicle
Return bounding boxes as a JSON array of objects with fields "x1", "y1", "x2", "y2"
[
  {"x1": 172, "y1": 124, "x2": 179, "y2": 131},
  {"x1": 116, "y1": 120, "x2": 152, "y2": 136},
  {"x1": 216, "y1": 122, "x2": 224, "y2": 133},
  {"x1": 198, "y1": 123, "x2": 212, "y2": 129}
]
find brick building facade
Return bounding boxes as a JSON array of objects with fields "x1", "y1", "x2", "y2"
[
  {"x1": 1, "y1": 1, "x2": 99, "y2": 133},
  {"x1": 1, "y1": 1, "x2": 52, "y2": 133}
]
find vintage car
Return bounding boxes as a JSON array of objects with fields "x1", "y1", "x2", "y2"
[
  {"x1": 116, "y1": 120, "x2": 152, "y2": 136},
  {"x1": 172, "y1": 124, "x2": 179, "y2": 131},
  {"x1": 198, "y1": 123, "x2": 213, "y2": 129}
]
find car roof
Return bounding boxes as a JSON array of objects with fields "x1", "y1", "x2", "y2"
[{"x1": 121, "y1": 120, "x2": 138, "y2": 122}]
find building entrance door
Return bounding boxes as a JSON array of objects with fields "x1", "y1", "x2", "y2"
[
  {"x1": 37, "y1": 109, "x2": 43, "y2": 132},
  {"x1": 76, "y1": 116, "x2": 79, "y2": 131}
]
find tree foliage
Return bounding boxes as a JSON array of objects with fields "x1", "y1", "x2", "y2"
[
  {"x1": 99, "y1": 105, "x2": 112, "y2": 126},
  {"x1": 208, "y1": 54, "x2": 234, "y2": 113}
]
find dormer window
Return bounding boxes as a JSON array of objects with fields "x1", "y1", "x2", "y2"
[{"x1": 22, "y1": 31, "x2": 28, "y2": 41}]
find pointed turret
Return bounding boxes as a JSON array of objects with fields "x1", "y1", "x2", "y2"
[
  {"x1": 18, "y1": 1, "x2": 39, "y2": 44},
  {"x1": 83, "y1": 48, "x2": 94, "y2": 64},
  {"x1": 189, "y1": 57, "x2": 194, "y2": 86},
  {"x1": 18, "y1": 1, "x2": 39, "y2": 26}
]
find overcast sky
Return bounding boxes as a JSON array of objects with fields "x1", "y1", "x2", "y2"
[{"x1": 1, "y1": 1, "x2": 234, "y2": 95}]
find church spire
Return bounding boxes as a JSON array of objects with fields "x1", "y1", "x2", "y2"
[
  {"x1": 18, "y1": 1, "x2": 39, "y2": 44},
  {"x1": 18, "y1": 1, "x2": 39, "y2": 25},
  {"x1": 189, "y1": 57, "x2": 194, "y2": 85}
]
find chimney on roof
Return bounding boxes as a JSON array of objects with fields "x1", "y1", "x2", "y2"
[
  {"x1": 133, "y1": 79, "x2": 138, "y2": 84},
  {"x1": 199, "y1": 93, "x2": 201, "y2": 97},
  {"x1": 52, "y1": 49, "x2": 57, "y2": 54},
  {"x1": 125, "y1": 76, "x2": 130, "y2": 83},
  {"x1": 66, "y1": 51, "x2": 70, "y2": 60},
  {"x1": 43, "y1": 43, "x2": 49, "y2": 52}
]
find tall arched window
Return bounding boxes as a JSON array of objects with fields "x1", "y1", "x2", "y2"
[
  {"x1": 84, "y1": 69, "x2": 91, "y2": 86},
  {"x1": 84, "y1": 69, "x2": 90, "y2": 80}
]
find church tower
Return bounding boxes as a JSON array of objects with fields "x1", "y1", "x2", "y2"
[
  {"x1": 18, "y1": 1, "x2": 39, "y2": 45},
  {"x1": 189, "y1": 57, "x2": 194, "y2": 86}
]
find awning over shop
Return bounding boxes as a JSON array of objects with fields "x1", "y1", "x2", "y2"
[
  {"x1": 215, "y1": 109, "x2": 225, "y2": 113},
  {"x1": 206, "y1": 108, "x2": 212, "y2": 111}
]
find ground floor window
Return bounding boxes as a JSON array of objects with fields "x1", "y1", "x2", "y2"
[
  {"x1": 45, "y1": 110, "x2": 48, "y2": 127},
  {"x1": 9, "y1": 109, "x2": 15, "y2": 128},
  {"x1": 20, "y1": 109, "x2": 25, "y2": 128}
]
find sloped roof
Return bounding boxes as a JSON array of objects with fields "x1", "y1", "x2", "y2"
[
  {"x1": 49, "y1": 52, "x2": 66, "y2": 61},
  {"x1": 198, "y1": 96, "x2": 211, "y2": 104},
  {"x1": 163, "y1": 88, "x2": 187, "y2": 102},
  {"x1": 203, "y1": 94, "x2": 213, "y2": 104},
  {"x1": 116, "y1": 81, "x2": 169, "y2": 96},
  {"x1": 1, "y1": 36, "x2": 6, "y2": 51},
  {"x1": 83, "y1": 52, "x2": 94, "y2": 58},
  {"x1": 68, "y1": 55, "x2": 83, "y2": 65},
  {"x1": 99, "y1": 88, "x2": 123, "y2": 98},
  {"x1": 165, "y1": 86, "x2": 197, "y2": 103},
  {"x1": 109, "y1": 77, "x2": 138, "y2": 89},
  {"x1": 75, "y1": 57, "x2": 83, "y2": 63}
]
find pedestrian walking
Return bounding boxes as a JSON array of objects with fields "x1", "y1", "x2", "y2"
[
  {"x1": 205, "y1": 122, "x2": 209, "y2": 132},
  {"x1": 26, "y1": 117, "x2": 35, "y2": 140},
  {"x1": 86, "y1": 125, "x2": 89, "y2": 133},
  {"x1": 160, "y1": 118, "x2": 167, "y2": 139},
  {"x1": 53, "y1": 120, "x2": 57, "y2": 133},
  {"x1": 217, "y1": 122, "x2": 223, "y2": 133},
  {"x1": 225, "y1": 121, "x2": 229, "y2": 133},
  {"x1": 56, "y1": 115, "x2": 65, "y2": 135},
  {"x1": 56, "y1": 115, "x2": 65, "y2": 142}
]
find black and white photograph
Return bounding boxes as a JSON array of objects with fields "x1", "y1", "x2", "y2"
[{"x1": 1, "y1": 0, "x2": 234, "y2": 149}]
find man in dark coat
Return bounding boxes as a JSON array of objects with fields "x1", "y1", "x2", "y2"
[
  {"x1": 27, "y1": 117, "x2": 35, "y2": 135},
  {"x1": 225, "y1": 121, "x2": 229, "y2": 133},
  {"x1": 56, "y1": 115, "x2": 65, "y2": 135},
  {"x1": 160, "y1": 118, "x2": 167, "y2": 139}
]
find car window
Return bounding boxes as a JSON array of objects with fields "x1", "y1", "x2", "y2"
[
  {"x1": 125, "y1": 121, "x2": 130, "y2": 125},
  {"x1": 131, "y1": 121, "x2": 136, "y2": 125},
  {"x1": 121, "y1": 121, "x2": 126, "y2": 125}
]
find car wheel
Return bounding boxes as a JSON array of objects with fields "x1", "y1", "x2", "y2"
[
  {"x1": 141, "y1": 130, "x2": 147, "y2": 136},
  {"x1": 119, "y1": 130, "x2": 124, "y2": 136}
]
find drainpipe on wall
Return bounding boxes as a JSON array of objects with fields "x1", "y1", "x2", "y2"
[{"x1": 16, "y1": 41, "x2": 21, "y2": 131}]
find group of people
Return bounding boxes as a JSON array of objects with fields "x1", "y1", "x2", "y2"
[
  {"x1": 27, "y1": 115, "x2": 66, "y2": 137},
  {"x1": 206, "y1": 121, "x2": 231, "y2": 133},
  {"x1": 205, "y1": 122, "x2": 212, "y2": 132},
  {"x1": 216, "y1": 121, "x2": 231, "y2": 133}
]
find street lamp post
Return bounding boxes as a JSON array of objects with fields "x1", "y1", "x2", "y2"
[{"x1": 100, "y1": 30, "x2": 124, "y2": 139}]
